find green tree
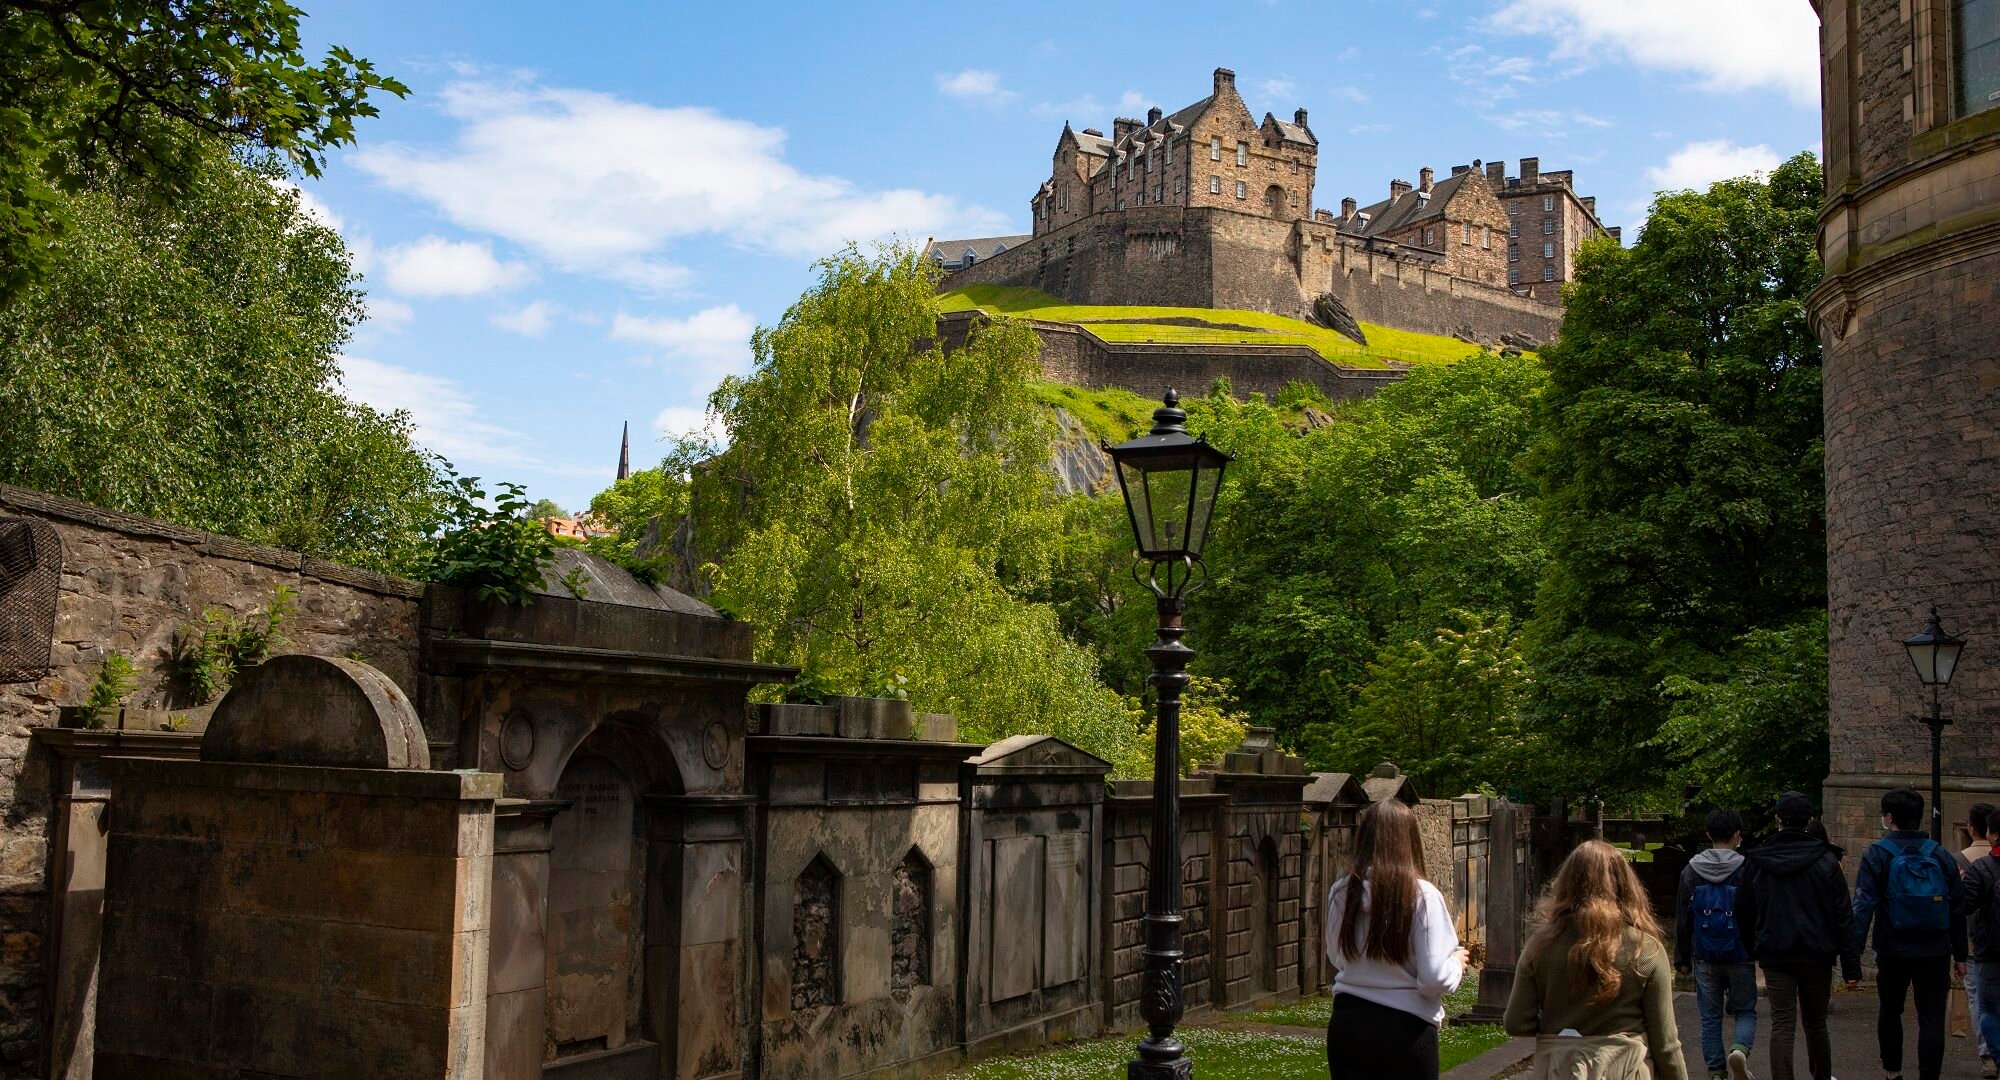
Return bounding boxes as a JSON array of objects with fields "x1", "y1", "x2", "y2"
[
  {"x1": 1342, "y1": 610, "x2": 1531, "y2": 797},
  {"x1": 690, "y1": 246, "x2": 1144, "y2": 770},
  {"x1": 0, "y1": 0, "x2": 405, "y2": 296},
  {"x1": 526, "y1": 498, "x2": 567, "y2": 522},
  {"x1": 1653, "y1": 612, "x2": 1829, "y2": 809},
  {"x1": 0, "y1": 144, "x2": 447, "y2": 574},
  {"x1": 1518, "y1": 152, "x2": 1824, "y2": 802}
]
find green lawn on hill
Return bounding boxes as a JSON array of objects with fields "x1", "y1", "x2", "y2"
[{"x1": 937, "y1": 284, "x2": 1490, "y2": 368}]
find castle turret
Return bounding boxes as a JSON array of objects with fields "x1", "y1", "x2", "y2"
[
  {"x1": 1213, "y1": 67, "x2": 1235, "y2": 94},
  {"x1": 1520, "y1": 156, "x2": 1539, "y2": 185},
  {"x1": 1419, "y1": 167, "x2": 1434, "y2": 193},
  {"x1": 1114, "y1": 116, "x2": 1141, "y2": 141},
  {"x1": 1390, "y1": 178, "x2": 1412, "y2": 199}
]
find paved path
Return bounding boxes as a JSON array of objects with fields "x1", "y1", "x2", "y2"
[{"x1": 1450, "y1": 986, "x2": 1993, "y2": 1079}]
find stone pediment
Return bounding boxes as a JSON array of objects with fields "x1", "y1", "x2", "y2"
[
  {"x1": 966, "y1": 734, "x2": 1111, "y2": 775},
  {"x1": 1302, "y1": 771, "x2": 1366, "y2": 806}
]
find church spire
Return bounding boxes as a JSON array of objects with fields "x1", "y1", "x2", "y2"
[{"x1": 617, "y1": 421, "x2": 630, "y2": 481}]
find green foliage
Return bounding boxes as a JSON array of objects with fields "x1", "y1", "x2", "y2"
[
  {"x1": 527, "y1": 498, "x2": 568, "y2": 521},
  {"x1": 173, "y1": 585, "x2": 293, "y2": 704},
  {"x1": 690, "y1": 245, "x2": 1146, "y2": 773},
  {"x1": 558, "y1": 565, "x2": 589, "y2": 599},
  {"x1": 581, "y1": 442, "x2": 703, "y2": 580},
  {"x1": 937, "y1": 285, "x2": 1493, "y2": 367},
  {"x1": 1025, "y1": 381, "x2": 1156, "y2": 446},
  {"x1": 0, "y1": 142, "x2": 448, "y2": 575},
  {"x1": 1173, "y1": 354, "x2": 1548, "y2": 772},
  {"x1": 1155, "y1": 674, "x2": 1251, "y2": 776},
  {"x1": 83, "y1": 652, "x2": 138, "y2": 727},
  {"x1": 1519, "y1": 152, "x2": 1825, "y2": 801},
  {"x1": 1341, "y1": 611, "x2": 1531, "y2": 798},
  {"x1": 1654, "y1": 612, "x2": 1829, "y2": 809},
  {"x1": 0, "y1": 0, "x2": 407, "y2": 298},
  {"x1": 426, "y1": 475, "x2": 558, "y2": 606}
]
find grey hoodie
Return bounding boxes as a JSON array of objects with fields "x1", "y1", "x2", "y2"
[{"x1": 1674, "y1": 847, "x2": 1746, "y2": 966}]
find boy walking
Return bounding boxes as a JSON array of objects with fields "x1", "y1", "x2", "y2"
[
  {"x1": 1963, "y1": 803, "x2": 1998, "y2": 1078},
  {"x1": 1968, "y1": 821, "x2": 2000, "y2": 1079},
  {"x1": 1739, "y1": 792, "x2": 1863, "y2": 1080},
  {"x1": 1855, "y1": 787, "x2": 1969, "y2": 1080},
  {"x1": 1677, "y1": 809, "x2": 1758, "y2": 1080}
]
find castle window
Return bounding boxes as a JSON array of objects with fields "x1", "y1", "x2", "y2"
[
  {"x1": 1543, "y1": 265, "x2": 1555, "y2": 281},
  {"x1": 1146, "y1": 149, "x2": 1154, "y2": 172},
  {"x1": 1463, "y1": 222, "x2": 1472, "y2": 244},
  {"x1": 1956, "y1": 0, "x2": 2000, "y2": 116},
  {"x1": 1156, "y1": 184, "x2": 1163, "y2": 202},
  {"x1": 1236, "y1": 141, "x2": 1248, "y2": 166},
  {"x1": 1542, "y1": 218, "x2": 1554, "y2": 235},
  {"x1": 1422, "y1": 227, "x2": 1434, "y2": 244},
  {"x1": 1542, "y1": 194, "x2": 1555, "y2": 211},
  {"x1": 1166, "y1": 141, "x2": 1174, "y2": 165},
  {"x1": 1482, "y1": 225, "x2": 1491, "y2": 248},
  {"x1": 1509, "y1": 268, "x2": 1521, "y2": 285},
  {"x1": 1211, "y1": 137, "x2": 1222, "y2": 160},
  {"x1": 1509, "y1": 222, "x2": 1519, "y2": 239},
  {"x1": 1543, "y1": 241, "x2": 1554, "y2": 258},
  {"x1": 1235, "y1": 180, "x2": 1246, "y2": 199},
  {"x1": 1210, "y1": 175, "x2": 1221, "y2": 194},
  {"x1": 1508, "y1": 202, "x2": 1520, "y2": 216},
  {"x1": 1508, "y1": 245, "x2": 1519, "y2": 262},
  {"x1": 1175, "y1": 177, "x2": 1183, "y2": 196}
]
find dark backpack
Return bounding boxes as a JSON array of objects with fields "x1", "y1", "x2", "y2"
[
  {"x1": 1691, "y1": 871, "x2": 1749, "y2": 962},
  {"x1": 1875, "y1": 836, "x2": 1952, "y2": 933}
]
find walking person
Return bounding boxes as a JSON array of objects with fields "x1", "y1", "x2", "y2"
[
  {"x1": 1965, "y1": 820, "x2": 2000, "y2": 1079},
  {"x1": 1854, "y1": 787, "x2": 1969, "y2": 1080},
  {"x1": 1503, "y1": 840, "x2": 1688, "y2": 1080},
  {"x1": 1675, "y1": 809, "x2": 1758, "y2": 1080},
  {"x1": 1738, "y1": 792, "x2": 1863, "y2": 1080},
  {"x1": 1323, "y1": 798, "x2": 1467, "y2": 1080},
  {"x1": 1960, "y1": 803, "x2": 1998, "y2": 1078}
]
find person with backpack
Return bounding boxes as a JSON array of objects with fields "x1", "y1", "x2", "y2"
[
  {"x1": 1675, "y1": 809, "x2": 1757, "y2": 1080},
  {"x1": 1961, "y1": 802, "x2": 1998, "y2": 1078},
  {"x1": 1738, "y1": 791, "x2": 1862, "y2": 1080},
  {"x1": 1854, "y1": 787, "x2": 1969, "y2": 1080},
  {"x1": 1966, "y1": 818, "x2": 2000, "y2": 1080}
]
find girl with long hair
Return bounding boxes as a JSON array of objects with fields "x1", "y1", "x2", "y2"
[
  {"x1": 1324, "y1": 798, "x2": 1467, "y2": 1080},
  {"x1": 1504, "y1": 840, "x2": 1689, "y2": 1080}
]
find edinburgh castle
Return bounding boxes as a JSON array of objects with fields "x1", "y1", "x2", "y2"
[{"x1": 931, "y1": 68, "x2": 1621, "y2": 353}]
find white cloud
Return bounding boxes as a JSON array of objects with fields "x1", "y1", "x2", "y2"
[
  {"x1": 364, "y1": 296, "x2": 415, "y2": 331},
  {"x1": 610, "y1": 304, "x2": 757, "y2": 379},
  {"x1": 268, "y1": 179, "x2": 344, "y2": 232},
  {"x1": 1329, "y1": 85, "x2": 1371, "y2": 105},
  {"x1": 652, "y1": 404, "x2": 727, "y2": 446},
  {"x1": 1646, "y1": 139, "x2": 1781, "y2": 192},
  {"x1": 380, "y1": 236, "x2": 531, "y2": 298},
  {"x1": 337, "y1": 354, "x2": 528, "y2": 467},
  {"x1": 354, "y1": 78, "x2": 1008, "y2": 285},
  {"x1": 1034, "y1": 89, "x2": 1148, "y2": 121},
  {"x1": 938, "y1": 69, "x2": 1017, "y2": 104},
  {"x1": 1259, "y1": 77, "x2": 1297, "y2": 100},
  {"x1": 1493, "y1": 0, "x2": 1819, "y2": 107},
  {"x1": 492, "y1": 300, "x2": 557, "y2": 337}
]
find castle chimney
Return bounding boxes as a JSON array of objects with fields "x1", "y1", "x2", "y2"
[
  {"x1": 1607, "y1": 225, "x2": 1623, "y2": 244},
  {"x1": 1451, "y1": 164, "x2": 1470, "y2": 176},
  {"x1": 1341, "y1": 196, "x2": 1357, "y2": 220},
  {"x1": 1113, "y1": 116, "x2": 1140, "y2": 141},
  {"x1": 1214, "y1": 67, "x2": 1236, "y2": 94},
  {"x1": 1520, "y1": 156, "x2": 1539, "y2": 185},
  {"x1": 1082, "y1": 128, "x2": 1104, "y2": 138},
  {"x1": 1390, "y1": 178, "x2": 1412, "y2": 199},
  {"x1": 1419, "y1": 167, "x2": 1434, "y2": 193},
  {"x1": 1294, "y1": 107, "x2": 1309, "y2": 127},
  {"x1": 1486, "y1": 160, "x2": 1506, "y2": 187},
  {"x1": 1147, "y1": 105, "x2": 1163, "y2": 126},
  {"x1": 1582, "y1": 195, "x2": 1596, "y2": 213}
]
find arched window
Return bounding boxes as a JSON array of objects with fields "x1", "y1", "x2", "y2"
[
  {"x1": 891, "y1": 849, "x2": 932, "y2": 992},
  {"x1": 793, "y1": 855, "x2": 841, "y2": 1009}
]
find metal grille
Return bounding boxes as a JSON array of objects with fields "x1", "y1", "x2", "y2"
[{"x1": 0, "y1": 517, "x2": 60, "y2": 684}]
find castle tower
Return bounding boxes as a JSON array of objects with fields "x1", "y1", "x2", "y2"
[
  {"x1": 617, "y1": 421, "x2": 630, "y2": 481},
  {"x1": 1812, "y1": 1, "x2": 2000, "y2": 852}
]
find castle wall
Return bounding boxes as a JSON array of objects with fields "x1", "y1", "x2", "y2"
[{"x1": 1308, "y1": 234, "x2": 1562, "y2": 344}]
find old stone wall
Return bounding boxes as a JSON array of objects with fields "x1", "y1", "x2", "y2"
[
  {"x1": 94, "y1": 759, "x2": 498, "y2": 1079},
  {"x1": 1102, "y1": 783, "x2": 1223, "y2": 1031},
  {"x1": 1309, "y1": 238, "x2": 1563, "y2": 345},
  {"x1": 0, "y1": 483, "x2": 423, "y2": 1074}
]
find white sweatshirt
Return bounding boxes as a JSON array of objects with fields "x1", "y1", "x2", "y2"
[{"x1": 1323, "y1": 875, "x2": 1464, "y2": 1026}]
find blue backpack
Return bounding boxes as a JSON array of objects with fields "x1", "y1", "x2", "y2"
[
  {"x1": 1692, "y1": 872, "x2": 1749, "y2": 962},
  {"x1": 1875, "y1": 836, "x2": 1952, "y2": 933}
]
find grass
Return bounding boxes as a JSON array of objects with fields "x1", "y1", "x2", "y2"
[
  {"x1": 1027, "y1": 381, "x2": 1160, "y2": 445},
  {"x1": 943, "y1": 978, "x2": 1514, "y2": 1079},
  {"x1": 938, "y1": 284, "x2": 1492, "y2": 369}
]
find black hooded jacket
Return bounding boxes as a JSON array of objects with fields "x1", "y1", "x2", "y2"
[{"x1": 1737, "y1": 829, "x2": 1864, "y2": 981}]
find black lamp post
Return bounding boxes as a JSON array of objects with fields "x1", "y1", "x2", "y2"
[
  {"x1": 1904, "y1": 606, "x2": 1966, "y2": 842},
  {"x1": 1104, "y1": 389, "x2": 1230, "y2": 1080}
]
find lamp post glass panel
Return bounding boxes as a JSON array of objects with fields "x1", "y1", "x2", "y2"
[
  {"x1": 1104, "y1": 389, "x2": 1230, "y2": 1080},
  {"x1": 1904, "y1": 607, "x2": 1966, "y2": 842}
]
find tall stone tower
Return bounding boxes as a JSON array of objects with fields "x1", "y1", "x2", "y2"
[{"x1": 1812, "y1": 0, "x2": 2000, "y2": 852}]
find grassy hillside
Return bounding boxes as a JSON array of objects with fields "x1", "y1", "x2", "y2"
[{"x1": 938, "y1": 284, "x2": 1489, "y2": 368}]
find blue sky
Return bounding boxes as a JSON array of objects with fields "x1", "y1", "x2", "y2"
[{"x1": 298, "y1": 0, "x2": 1823, "y2": 513}]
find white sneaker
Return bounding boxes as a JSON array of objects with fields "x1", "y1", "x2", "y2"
[{"x1": 1726, "y1": 1045, "x2": 1752, "y2": 1080}]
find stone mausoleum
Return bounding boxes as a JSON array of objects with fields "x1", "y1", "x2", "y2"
[{"x1": 0, "y1": 482, "x2": 1528, "y2": 1079}]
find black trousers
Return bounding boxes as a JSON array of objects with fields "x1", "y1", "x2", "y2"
[
  {"x1": 1764, "y1": 961, "x2": 1834, "y2": 1080},
  {"x1": 1327, "y1": 992, "x2": 1440, "y2": 1080},
  {"x1": 1877, "y1": 953, "x2": 1952, "y2": 1080}
]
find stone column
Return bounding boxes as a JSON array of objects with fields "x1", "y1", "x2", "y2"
[
  {"x1": 1459, "y1": 800, "x2": 1522, "y2": 1024},
  {"x1": 486, "y1": 798, "x2": 560, "y2": 1080}
]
